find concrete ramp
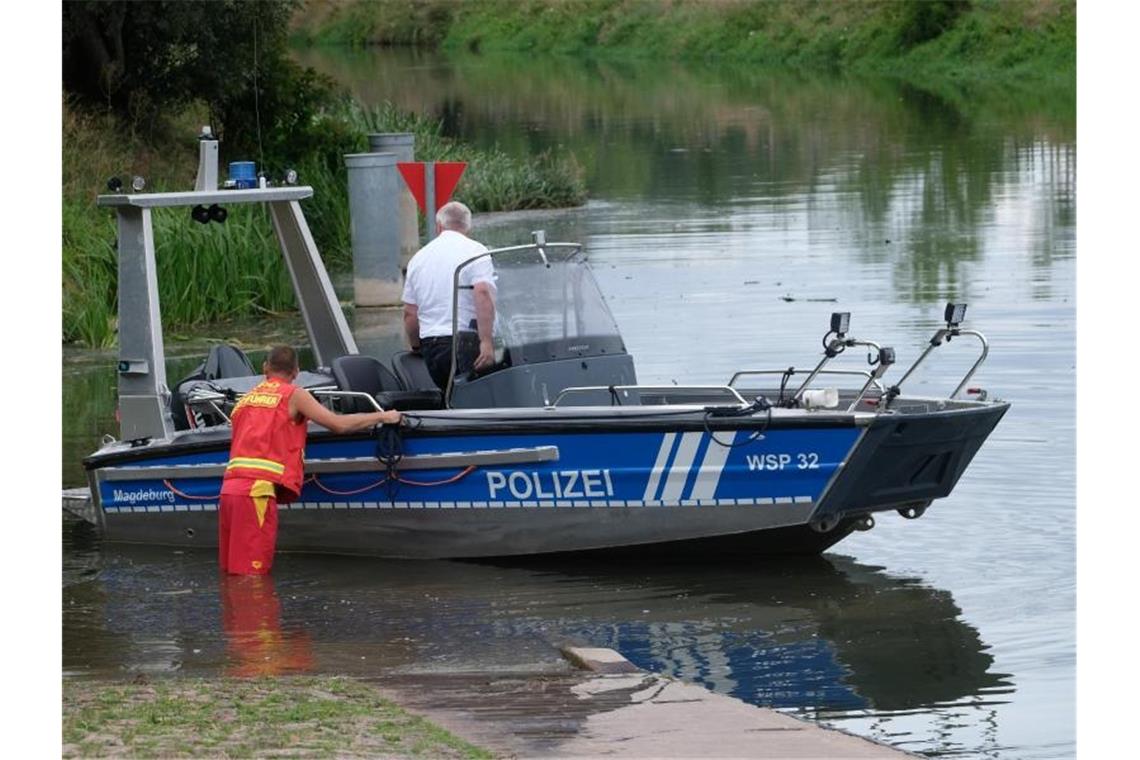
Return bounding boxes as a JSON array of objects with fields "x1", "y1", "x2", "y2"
[
  {"x1": 63, "y1": 487, "x2": 95, "y2": 524},
  {"x1": 370, "y1": 648, "x2": 915, "y2": 758}
]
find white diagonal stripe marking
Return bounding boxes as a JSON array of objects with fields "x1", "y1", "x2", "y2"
[
  {"x1": 642, "y1": 432, "x2": 676, "y2": 501},
  {"x1": 689, "y1": 431, "x2": 734, "y2": 500},
  {"x1": 660, "y1": 432, "x2": 703, "y2": 502}
]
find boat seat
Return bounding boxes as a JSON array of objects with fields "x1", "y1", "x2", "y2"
[
  {"x1": 391, "y1": 350, "x2": 440, "y2": 391},
  {"x1": 331, "y1": 354, "x2": 443, "y2": 412}
]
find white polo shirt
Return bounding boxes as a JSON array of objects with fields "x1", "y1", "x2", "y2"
[{"x1": 402, "y1": 230, "x2": 495, "y2": 338}]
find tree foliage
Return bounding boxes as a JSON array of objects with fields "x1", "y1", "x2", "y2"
[
  {"x1": 896, "y1": 0, "x2": 972, "y2": 49},
  {"x1": 62, "y1": 0, "x2": 347, "y2": 162}
]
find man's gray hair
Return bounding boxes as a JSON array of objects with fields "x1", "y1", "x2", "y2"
[{"x1": 436, "y1": 201, "x2": 472, "y2": 233}]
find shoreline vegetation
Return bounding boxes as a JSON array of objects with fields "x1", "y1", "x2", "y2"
[
  {"x1": 62, "y1": 99, "x2": 585, "y2": 347},
  {"x1": 63, "y1": 0, "x2": 1073, "y2": 348},
  {"x1": 292, "y1": 0, "x2": 1074, "y2": 86},
  {"x1": 62, "y1": 676, "x2": 492, "y2": 758}
]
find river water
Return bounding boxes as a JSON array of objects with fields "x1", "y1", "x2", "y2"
[{"x1": 62, "y1": 49, "x2": 1075, "y2": 758}]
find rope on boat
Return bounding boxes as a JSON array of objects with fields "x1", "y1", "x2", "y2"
[
  {"x1": 163, "y1": 479, "x2": 220, "y2": 501},
  {"x1": 375, "y1": 422, "x2": 405, "y2": 503},
  {"x1": 309, "y1": 476, "x2": 388, "y2": 497},
  {"x1": 308, "y1": 466, "x2": 477, "y2": 497},
  {"x1": 395, "y1": 466, "x2": 476, "y2": 487}
]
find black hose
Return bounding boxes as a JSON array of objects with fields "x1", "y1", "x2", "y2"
[{"x1": 704, "y1": 396, "x2": 772, "y2": 448}]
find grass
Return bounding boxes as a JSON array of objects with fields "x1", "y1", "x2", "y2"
[
  {"x1": 62, "y1": 98, "x2": 586, "y2": 348},
  {"x1": 294, "y1": 0, "x2": 1075, "y2": 86},
  {"x1": 62, "y1": 675, "x2": 494, "y2": 758},
  {"x1": 290, "y1": 0, "x2": 454, "y2": 48}
]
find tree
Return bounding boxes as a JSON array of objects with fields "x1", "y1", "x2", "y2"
[{"x1": 62, "y1": 0, "x2": 341, "y2": 161}]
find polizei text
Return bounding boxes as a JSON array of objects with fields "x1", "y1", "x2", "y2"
[{"x1": 486, "y1": 469, "x2": 615, "y2": 500}]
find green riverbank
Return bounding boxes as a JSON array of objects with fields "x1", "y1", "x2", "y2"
[
  {"x1": 62, "y1": 99, "x2": 584, "y2": 348},
  {"x1": 293, "y1": 0, "x2": 1074, "y2": 86},
  {"x1": 63, "y1": 676, "x2": 493, "y2": 758}
]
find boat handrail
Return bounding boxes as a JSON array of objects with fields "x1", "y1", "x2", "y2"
[
  {"x1": 892, "y1": 328, "x2": 990, "y2": 401},
  {"x1": 99, "y1": 446, "x2": 561, "y2": 480},
  {"x1": 310, "y1": 389, "x2": 385, "y2": 413},
  {"x1": 183, "y1": 385, "x2": 376, "y2": 425},
  {"x1": 479, "y1": 240, "x2": 583, "y2": 259},
  {"x1": 551, "y1": 384, "x2": 748, "y2": 408},
  {"x1": 728, "y1": 368, "x2": 886, "y2": 393}
]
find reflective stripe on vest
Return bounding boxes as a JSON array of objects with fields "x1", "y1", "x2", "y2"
[
  {"x1": 224, "y1": 378, "x2": 307, "y2": 502},
  {"x1": 225, "y1": 457, "x2": 286, "y2": 476}
]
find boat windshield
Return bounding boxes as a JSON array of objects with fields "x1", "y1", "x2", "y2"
[{"x1": 452, "y1": 243, "x2": 625, "y2": 365}]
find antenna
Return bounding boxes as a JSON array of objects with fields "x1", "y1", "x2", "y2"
[{"x1": 252, "y1": 14, "x2": 265, "y2": 173}]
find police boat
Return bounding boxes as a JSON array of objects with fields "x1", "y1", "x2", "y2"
[{"x1": 82, "y1": 136, "x2": 1009, "y2": 560}]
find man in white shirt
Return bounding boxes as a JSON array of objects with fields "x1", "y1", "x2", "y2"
[{"x1": 402, "y1": 201, "x2": 496, "y2": 389}]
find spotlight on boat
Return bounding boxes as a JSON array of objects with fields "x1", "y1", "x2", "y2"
[
  {"x1": 854, "y1": 514, "x2": 875, "y2": 531},
  {"x1": 830, "y1": 311, "x2": 850, "y2": 337},
  {"x1": 191, "y1": 204, "x2": 211, "y2": 224},
  {"x1": 897, "y1": 503, "x2": 927, "y2": 520},
  {"x1": 131, "y1": 175, "x2": 146, "y2": 192},
  {"x1": 106, "y1": 176, "x2": 123, "y2": 193},
  {"x1": 945, "y1": 302, "x2": 967, "y2": 327},
  {"x1": 208, "y1": 204, "x2": 228, "y2": 223},
  {"x1": 284, "y1": 168, "x2": 298, "y2": 185}
]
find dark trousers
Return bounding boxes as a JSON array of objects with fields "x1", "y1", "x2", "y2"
[{"x1": 421, "y1": 333, "x2": 479, "y2": 389}]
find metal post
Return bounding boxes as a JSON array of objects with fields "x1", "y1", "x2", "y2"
[
  {"x1": 368, "y1": 133, "x2": 418, "y2": 266},
  {"x1": 268, "y1": 200, "x2": 359, "y2": 368},
  {"x1": 116, "y1": 206, "x2": 175, "y2": 441},
  {"x1": 424, "y1": 161, "x2": 436, "y2": 244},
  {"x1": 345, "y1": 152, "x2": 403, "y2": 307}
]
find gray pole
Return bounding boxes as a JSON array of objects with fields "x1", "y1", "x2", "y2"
[
  {"x1": 345, "y1": 152, "x2": 403, "y2": 308},
  {"x1": 115, "y1": 206, "x2": 175, "y2": 441},
  {"x1": 368, "y1": 133, "x2": 418, "y2": 265},
  {"x1": 269, "y1": 199, "x2": 360, "y2": 366},
  {"x1": 424, "y1": 161, "x2": 436, "y2": 244}
]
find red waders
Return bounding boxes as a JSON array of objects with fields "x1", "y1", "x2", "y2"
[
  {"x1": 218, "y1": 378, "x2": 306, "y2": 575},
  {"x1": 218, "y1": 479, "x2": 278, "y2": 575}
]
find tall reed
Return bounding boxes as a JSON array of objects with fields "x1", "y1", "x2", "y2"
[{"x1": 62, "y1": 99, "x2": 586, "y2": 347}]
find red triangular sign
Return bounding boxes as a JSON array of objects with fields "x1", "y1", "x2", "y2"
[
  {"x1": 434, "y1": 162, "x2": 467, "y2": 208},
  {"x1": 397, "y1": 162, "x2": 426, "y2": 213}
]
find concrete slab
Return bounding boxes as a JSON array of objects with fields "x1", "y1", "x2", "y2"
[
  {"x1": 557, "y1": 672, "x2": 911, "y2": 758},
  {"x1": 561, "y1": 646, "x2": 641, "y2": 674},
  {"x1": 63, "y1": 487, "x2": 95, "y2": 524},
  {"x1": 371, "y1": 651, "x2": 915, "y2": 758}
]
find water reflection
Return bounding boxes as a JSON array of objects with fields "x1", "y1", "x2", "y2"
[
  {"x1": 64, "y1": 526, "x2": 1009, "y2": 733},
  {"x1": 525, "y1": 556, "x2": 1012, "y2": 714},
  {"x1": 220, "y1": 575, "x2": 314, "y2": 678},
  {"x1": 296, "y1": 47, "x2": 1074, "y2": 306}
]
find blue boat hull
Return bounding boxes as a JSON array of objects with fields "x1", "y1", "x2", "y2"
[{"x1": 85, "y1": 403, "x2": 1007, "y2": 558}]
